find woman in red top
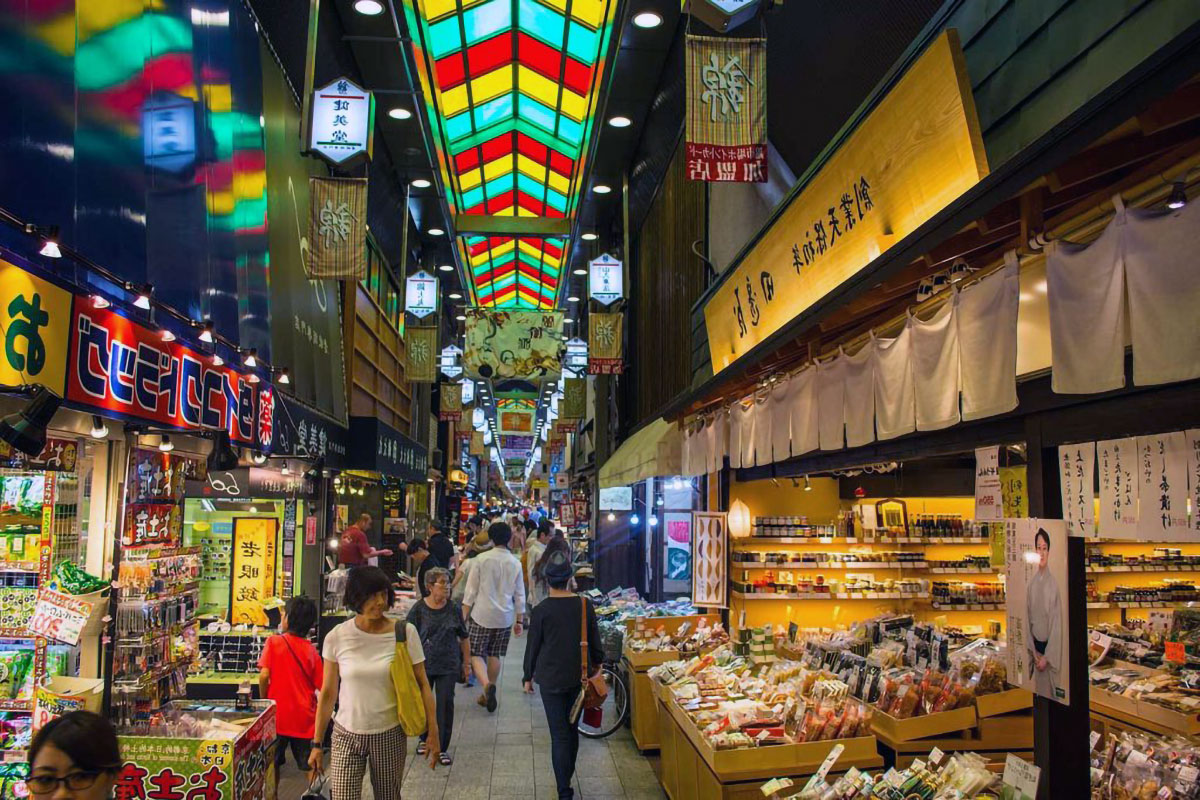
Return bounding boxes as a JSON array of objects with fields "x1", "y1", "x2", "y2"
[{"x1": 258, "y1": 596, "x2": 323, "y2": 771}]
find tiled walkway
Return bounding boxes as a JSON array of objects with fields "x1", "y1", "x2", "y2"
[{"x1": 279, "y1": 632, "x2": 666, "y2": 799}]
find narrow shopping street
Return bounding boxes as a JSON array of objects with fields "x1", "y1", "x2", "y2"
[{"x1": 279, "y1": 633, "x2": 665, "y2": 800}]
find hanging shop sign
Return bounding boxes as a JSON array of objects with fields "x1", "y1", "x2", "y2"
[
  {"x1": 439, "y1": 384, "x2": 463, "y2": 421},
  {"x1": 439, "y1": 344, "x2": 463, "y2": 379},
  {"x1": 499, "y1": 409, "x2": 535, "y2": 435},
  {"x1": 143, "y1": 92, "x2": 198, "y2": 173},
  {"x1": 685, "y1": 35, "x2": 767, "y2": 183},
  {"x1": 463, "y1": 310, "x2": 563, "y2": 380},
  {"x1": 406, "y1": 326, "x2": 439, "y2": 383},
  {"x1": 186, "y1": 467, "x2": 316, "y2": 500},
  {"x1": 0, "y1": 438, "x2": 78, "y2": 472},
  {"x1": 588, "y1": 312, "x2": 623, "y2": 374},
  {"x1": 470, "y1": 432, "x2": 486, "y2": 456},
  {"x1": 348, "y1": 416, "x2": 428, "y2": 482},
  {"x1": 460, "y1": 378, "x2": 475, "y2": 406},
  {"x1": 405, "y1": 270, "x2": 439, "y2": 319},
  {"x1": 0, "y1": 257, "x2": 73, "y2": 393},
  {"x1": 231, "y1": 518, "x2": 277, "y2": 628},
  {"x1": 562, "y1": 378, "x2": 587, "y2": 419},
  {"x1": 1058, "y1": 443, "x2": 1096, "y2": 538},
  {"x1": 1005, "y1": 518, "x2": 1070, "y2": 705},
  {"x1": 686, "y1": 0, "x2": 764, "y2": 33},
  {"x1": 308, "y1": 77, "x2": 374, "y2": 165},
  {"x1": 308, "y1": 176, "x2": 368, "y2": 280},
  {"x1": 692, "y1": 511, "x2": 729, "y2": 608},
  {"x1": 974, "y1": 447, "x2": 1002, "y2": 521},
  {"x1": 556, "y1": 419, "x2": 579, "y2": 435},
  {"x1": 564, "y1": 337, "x2": 588, "y2": 375},
  {"x1": 66, "y1": 300, "x2": 267, "y2": 446},
  {"x1": 588, "y1": 254, "x2": 623, "y2": 306},
  {"x1": 702, "y1": 31, "x2": 989, "y2": 373},
  {"x1": 271, "y1": 397, "x2": 349, "y2": 467}
]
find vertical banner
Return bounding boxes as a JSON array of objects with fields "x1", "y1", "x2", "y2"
[
  {"x1": 1005, "y1": 519, "x2": 1069, "y2": 705},
  {"x1": 406, "y1": 326, "x2": 439, "y2": 383},
  {"x1": 470, "y1": 432, "x2": 486, "y2": 457},
  {"x1": 588, "y1": 312, "x2": 624, "y2": 374},
  {"x1": 308, "y1": 177, "x2": 367, "y2": 280},
  {"x1": 685, "y1": 36, "x2": 768, "y2": 183},
  {"x1": 664, "y1": 513, "x2": 693, "y2": 593},
  {"x1": 439, "y1": 384, "x2": 463, "y2": 421},
  {"x1": 1137, "y1": 432, "x2": 1190, "y2": 541},
  {"x1": 562, "y1": 377, "x2": 587, "y2": 419},
  {"x1": 231, "y1": 518, "x2": 278, "y2": 626},
  {"x1": 1097, "y1": 438, "x2": 1139, "y2": 539},
  {"x1": 1189, "y1": 430, "x2": 1200, "y2": 536},
  {"x1": 691, "y1": 512, "x2": 728, "y2": 608},
  {"x1": 1000, "y1": 466, "x2": 1028, "y2": 518},
  {"x1": 974, "y1": 446, "x2": 1002, "y2": 521},
  {"x1": 1057, "y1": 443, "x2": 1095, "y2": 537}
]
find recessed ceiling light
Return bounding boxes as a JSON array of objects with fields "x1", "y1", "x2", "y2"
[
  {"x1": 354, "y1": 0, "x2": 384, "y2": 15},
  {"x1": 564, "y1": 318, "x2": 575, "y2": 324},
  {"x1": 455, "y1": 314, "x2": 466, "y2": 321},
  {"x1": 449, "y1": 292, "x2": 463, "y2": 300},
  {"x1": 592, "y1": 184, "x2": 611, "y2": 194},
  {"x1": 632, "y1": 11, "x2": 662, "y2": 28},
  {"x1": 581, "y1": 232, "x2": 598, "y2": 241},
  {"x1": 438, "y1": 264, "x2": 454, "y2": 272},
  {"x1": 608, "y1": 116, "x2": 632, "y2": 128},
  {"x1": 568, "y1": 295, "x2": 580, "y2": 302},
  {"x1": 573, "y1": 268, "x2": 587, "y2": 276},
  {"x1": 428, "y1": 227, "x2": 445, "y2": 236},
  {"x1": 388, "y1": 107, "x2": 412, "y2": 120},
  {"x1": 411, "y1": 178, "x2": 431, "y2": 189}
]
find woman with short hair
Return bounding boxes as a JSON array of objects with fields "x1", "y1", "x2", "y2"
[
  {"x1": 407, "y1": 566, "x2": 470, "y2": 765},
  {"x1": 310, "y1": 566, "x2": 439, "y2": 799}
]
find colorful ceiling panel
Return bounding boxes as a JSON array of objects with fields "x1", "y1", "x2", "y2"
[
  {"x1": 459, "y1": 235, "x2": 566, "y2": 308},
  {"x1": 402, "y1": 0, "x2": 617, "y2": 306}
]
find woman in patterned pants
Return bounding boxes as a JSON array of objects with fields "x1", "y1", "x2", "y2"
[{"x1": 309, "y1": 566, "x2": 440, "y2": 799}]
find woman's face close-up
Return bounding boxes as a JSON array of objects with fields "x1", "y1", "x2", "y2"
[
  {"x1": 362, "y1": 590, "x2": 390, "y2": 619},
  {"x1": 28, "y1": 741, "x2": 115, "y2": 800}
]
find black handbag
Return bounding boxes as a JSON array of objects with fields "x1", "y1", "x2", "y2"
[{"x1": 302, "y1": 775, "x2": 330, "y2": 800}]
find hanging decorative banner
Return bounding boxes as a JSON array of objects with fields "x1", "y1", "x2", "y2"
[
  {"x1": 1058, "y1": 443, "x2": 1095, "y2": 537},
  {"x1": 439, "y1": 344, "x2": 463, "y2": 379},
  {"x1": 1097, "y1": 438, "x2": 1139, "y2": 539},
  {"x1": 405, "y1": 270, "x2": 439, "y2": 319},
  {"x1": 1000, "y1": 466, "x2": 1028, "y2": 519},
  {"x1": 460, "y1": 378, "x2": 475, "y2": 406},
  {"x1": 562, "y1": 378, "x2": 587, "y2": 419},
  {"x1": 588, "y1": 254, "x2": 624, "y2": 306},
  {"x1": 685, "y1": 35, "x2": 767, "y2": 184},
  {"x1": 308, "y1": 176, "x2": 367, "y2": 280},
  {"x1": 974, "y1": 446, "x2": 1002, "y2": 521},
  {"x1": 588, "y1": 312, "x2": 624, "y2": 374},
  {"x1": 692, "y1": 511, "x2": 729, "y2": 608},
  {"x1": 1136, "y1": 432, "x2": 1189, "y2": 541},
  {"x1": 439, "y1": 384, "x2": 462, "y2": 421},
  {"x1": 470, "y1": 432, "x2": 486, "y2": 457},
  {"x1": 556, "y1": 419, "x2": 580, "y2": 435},
  {"x1": 308, "y1": 77, "x2": 374, "y2": 165},
  {"x1": 1189, "y1": 430, "x2": 1200, "y2": 537},
  {"x1": 406, "y1": 326, "x2": 438, "y2": 383},
  {"x1": 499, "y1": 410, "x2": 535, "y2": 435},
  {"x1": 231, "y1": 518, "x2": 278, "y2": 626},
  {"x1": 463, "y1": 310, "x2": 563, "y2": 379}
]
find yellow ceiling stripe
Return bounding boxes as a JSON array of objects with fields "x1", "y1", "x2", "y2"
[
  {"x1": 459, "y1": 167, "x2": 482, "y2": 191},
  {"x1": 471, "y1": 69, "x2": 513, "y2": 105},
  {"x1": 570, "y1": 0, "x2": 606, "y2": 28},
  {"x1": 482, "y1": 154, "x2": 513, "y2": 182},
  {"x1": 440, "y1": 84, "x2": 469, "y2": 118}
]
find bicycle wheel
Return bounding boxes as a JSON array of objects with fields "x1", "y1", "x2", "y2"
[{"x1": 577, "y1": 665, "x2": 629, "y2": 739}]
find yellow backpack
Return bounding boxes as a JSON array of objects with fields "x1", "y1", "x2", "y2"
[{"x1": 389, "y1": 622, "x2": 427, "y2": 736}]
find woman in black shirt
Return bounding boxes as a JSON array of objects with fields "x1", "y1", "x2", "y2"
[
  {"x1": 407, "y1": 567, "x2": 468, "y2": 765},
  {"x1": 522, "y1": 550, "x2": 603, "y2": 800}
]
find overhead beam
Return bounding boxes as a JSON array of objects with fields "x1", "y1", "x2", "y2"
[{"x1": 454, "y1": 215, "x2": 572, "y2": 237}]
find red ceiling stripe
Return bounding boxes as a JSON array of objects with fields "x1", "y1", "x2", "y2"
[
  {"x1": 467, "y1": 33, "x2": 513, "y2": 78},
  {"x1": 562, "y1": 57, "x2": 593, "y2": 97},
  {"x1": 434, "y1": 53, "x2": 465, "y2": 91},
  {"x1": 485, "y1": 191, "x2": 515, "y2": 214},
  {"x1": 548, "y1": 150, "x2": 574, "y2": 178},
  {"x1": 516, "y1": 33, "x2": 562, "y2": 81},
  {"x1": 454, "y1": 148, "x2": 480, "y2": 173},
  {"x1": 515, "y1": 132, "x2": 548, "y2": 164},
  {"x1": 479, "y1": 132, "x2": 513, "y2": 165},
  {"x1": 516, "y1": 192, "x2": 545, "y2": 215}
]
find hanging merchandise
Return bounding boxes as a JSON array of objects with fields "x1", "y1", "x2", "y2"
[
  {"x1": 588, "y1": 312, "x2": 624, "y2": 374},
  {"x1": 308, "y1": 176, "x2": 368, "y2": 280},
  {"x1": 406, "y1": 326, "x2": 439, "y2": 383},
  {"x1": 684, "y1": 35, "x2": 768, "y2": 183}
]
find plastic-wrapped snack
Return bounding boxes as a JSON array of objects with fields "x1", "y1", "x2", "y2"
[{"x1": 52, "y1": 560, "x2": 110, "y2": 595}]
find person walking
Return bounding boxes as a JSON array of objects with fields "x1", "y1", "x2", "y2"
[
  {"x1": 407, "y1": 567, "x2": 469, "y2": 766},
  {"x1": 310, "y1": 566, "x2": 439, "y2": 800},
  {"x1": 451, "y1": 530, "x2": 491, "y2": 606},
  {"x1": 462, "y1": 521, "x2": 526, "y2": 712},
  {"x1": 524, "y1": 521, "x2": 554, "y2": 608},
  {"x1": 258, "y1": 595, "x2": 323, "y2": 772},
  {"x1": 338, "y1": 514, "x2": 392, "y2": 567},
  {"x1": 427, "y1": 522, "x2": 456, "y2": 571},
  {"x1": 406, "y1": 538, "x2": 436, "y2": 598},
  {"x1": 522, "y1": 550, "x2": 603, "y2": 800}
]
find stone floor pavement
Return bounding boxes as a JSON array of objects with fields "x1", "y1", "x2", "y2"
[{"x1": 279, "y1": 632, "x2": 665, "y2": 799}]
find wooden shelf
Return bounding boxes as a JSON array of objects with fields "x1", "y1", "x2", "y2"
[
  {"x1": 1087, "y1": 564, "x2": 1200, "y2": 573},
  {"x1": 732, "y1": 590, "x2": 930, "y2": 601},
  {"x1": 925, "y1": 601, "x2": 1005, "y2": 611},
  {"x1": 732, "y1": 560, "x2": 919, "y2": 570},
  {"x1": 1087, "y1": 601, "x2": 1199, "y2": 609},
  {"x1": 735, "y1": 536, "x2": 989, "y2": 546}
]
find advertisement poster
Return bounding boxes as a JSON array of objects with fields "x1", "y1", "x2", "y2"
[
  {"x1": 999, "y1": 465, "x2": 1028, "y2": 519},
  {"x1": 561, "y1": 503, "x2": 575, "y2": 527},
  {"x1": 1136, "y1": 432, "x2": 1190, "y2": 541},
  {"x1": 28, "y1": 588, "x2": 95, "y2": 646},
  {"x1": 974, "y1": 446, "x2": 1002, "y2": 521},
  {"x1": 1058, "y1": 443, "x2": 1095, "y2": 537},
  {"x1": 1097, "y1": 438, "x2": 1139, "y2": 539},
  {"x1": 463, "y1": 310, "x2": 563, "y2": 379},
  {"x1": 664, "y1": 513, "x2": 692, "y2": 594},
  {"x1": 231, "y1": 518, "x2": 278, "y2": 626},
  {"x1": 691, "y1": 512, "x2": 728, "y2": 608},
  {"x1": 1005, "y1": 519, "x2": 1069, "y2": 705}
]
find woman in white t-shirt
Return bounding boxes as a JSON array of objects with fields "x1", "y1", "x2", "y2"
[{"x1": 309, "y1": 566, "x2": 439, "y2": 799}]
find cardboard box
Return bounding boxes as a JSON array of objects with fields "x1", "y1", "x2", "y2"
[
  {"x1": 871, "y1": 704, "x2": 977, "y2": 742},
  {"x1": 975, "y1": 688, "x2": 1033, "y2": 718}
]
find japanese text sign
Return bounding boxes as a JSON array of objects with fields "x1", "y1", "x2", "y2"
[
  {"x1": 974, "y1": 446, "x2": 1002, "y2": 521},
  {"x1": 685, "y1": 35, "x2": 767, "y2": 183},
  {"x1": 1137, "y1": 432, "x2": 1189, "y2": 540},
  {"x1": 309, "y1": 77, "x2": 373, "y2": 165},
  {"x1": 405, "y1": 270, "x2": 439, "y2": 319},
  {"x1": 702, "y1": 31, "x2": 988, "y2": 373},
  {"x1": 588, "y1": 312, "x2": 623, "y2": 374},
  {"x1": 29, "y1": 588, "x2": 95, "y2": 646},
  {"x1": 1097, "y1": 438, "x2": 1139, "y2": 539},
  {"x1": 588, "y1": 254, "x2": 623, "y2": 306},
  {"x1": 231, "y1": 518, "x2": 277, "y2": 626},
  {"x1": 0, "y1": 258, "x2": 72, "y2": 394},
  {"x1": 308, "y1": 176, "x2": 367, "y2": 280},
  {"x1": 1058, "y1": 443, "x2": 1095, "y2": 537}
]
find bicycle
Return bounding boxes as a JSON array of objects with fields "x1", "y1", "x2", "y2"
[{"x1": 577, "y1": 659, "x2": 630, "y2": 738}]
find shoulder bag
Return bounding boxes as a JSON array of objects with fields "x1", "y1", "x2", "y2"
[
  {"x1": 389, "y1": 621, "x2": 428, "y2": 736},
  {"x1": 577, "y1": 597, "x2": 608, "y2": 713}
]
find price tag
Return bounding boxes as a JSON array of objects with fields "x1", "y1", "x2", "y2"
[
  {"x1": 1179, "y1": 765, "x2": 1199, "y2": 784},
  {"x1": 1003, "y1": 754, "x2": 1041, "y2": 800},
  {"x1": 28, "y1": 589, "x2": 94, "y2": 646},
  {"x1": 1166, "y1": 641, "x2": 1187, "y2": 664},
  {"x1": 928, "y1": 747, "x2": 945, "y2": 766}
]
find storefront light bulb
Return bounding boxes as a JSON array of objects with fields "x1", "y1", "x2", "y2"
[
  {"x1": 328, "y1": 538, "x2": 340, "y2": 550},
  {"x1": 656, "y1": 496, "x2": 663, "y2": 506},
  {"x1": 39, "y1": 236, "x2": 61, "y2": 259},
  {"x1": 211, "y1": 353, "x2": 225, "y2": 367},
  {"x1": 649, "y1": 515, "x2": 658, "y2": 527},
  {"x1": 133, "y1": 284, "x2": 153, "y2": 310},
  {"x1": 198, "y1": 320, "x2": 214, "y2": 343},
  {"x1": 252, "y1": 452, "x2": 267, "y2": 465},
  {"x1": 281, "y1": 463, "x2": 290, "y2": 475},
  {"x1": 89, "y1": 416, "x2": 108, "y2": 439},
  {"x1": 631, "y1": 514, "x2": 640, "y2": 525},
  {"x1": 607, "y1": 512, "x2": 615, "y2": 522},
  {"x1": 160, "y1": 329, "x2": 176, "y2": 342},
  {"x1": 243, "y1": 348, "x2": 257, "y2": 368},
  {"x1": 91, "y1": 295, "x2": 110, "y2": 310},
  {"x1": 249, "y1": 506, "x2": 258, "y2": 514},
  {"x1": 158, "y1": 435, "x2": 174, "y2": 452},
  {"x1": 1168, "y1": 182, "x2": 1188, "y2": 210},
  {"x1": 277, "y1": 368, "x2": 290, "y2": 385},
  {"x1": 804, "y1": 475, "x2": 812, "y2": 492}
]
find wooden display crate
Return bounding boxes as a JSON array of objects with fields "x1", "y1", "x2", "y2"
[
  {"x1": 975, "y1": 688, "x2": 1033, "y2": 718},
  {"x1": 623, "y1": 613, "x2": 722, "y2": 638},
  {"x1": 623, "y1": 646, "x2": 682, "y2": 669},
  {"x1": 973, "y1": 711, "x2": 1034, "y2": 750},
  {"x1": 624, "y1": 651, "x2": 677, "y2": 752},
  {"x1": 870, "y1": 704, "x2": 977, "y2": 742}
]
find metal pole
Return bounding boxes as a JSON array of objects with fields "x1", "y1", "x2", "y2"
[{"x1": 299, "y1": 0, "x2": 321, "y2": 153}]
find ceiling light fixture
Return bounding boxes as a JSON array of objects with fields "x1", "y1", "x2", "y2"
[
  {"x1": 592, "y1": 184, "x2": 612, "y2": 194},
  {"x1": 276, "y1": 367, "x2": 291, "y2": 385},
  {"x1": 37, "y1": 225, "x2": 62, "y2": 259},
  {"x1": 428, "y1": 227, "x2": 445, "y2": 236},
  {"x1": 632, "y1": 11, "x2": 662, "y2": 27},
  {"x1": 438, "y1": 264, "x2": 454, "y2": 272},
  {"x1": 449, "y1": 292, "x2": 463, "y2": 300},
  {"x1": 198, "y1": 320, "x2": 215, "y2": 343},
  {"x1": 1168, "y1": 182, "x2": 1188, "y2": 210},
  {"x1": 211, "y1": 353, "x2": 225, "y2": 367},
  {"x1": 411, "y1": 178, "x2": 432, "y2": 189},
  {"x1": 581, "y1": 233, "x2": 598, "y2": 241},
  {"x1": 354, "y1": 0, "x2": 384, "y2": 14},
  {"x1": 160, "y1": 329, "x2": 176, "y2": 343},
  {"x1": 568, "y1": 295, "x2": 580, "y2": 302},
  {"x1": 0, "y1": 386, "x2": 61, "y2": 456},
  {"x1": 388, "y1": 107, "x2": 412, "y2": 120},
  {"x1": 133, "y1": 284, "x2": 153, "y2": 310},
  {"x1": 455, "y1": 314, "x2": 466, "y2": 321},
  {"x1": 91, "y1": 295, "x2": 110, "y2": 310},
  {"x1": 804, "y1": 475, "x2": 812, "y2": 492},
  {"x1": 608, "y1": 116, "x2": 631, "y2": 128},
  {"x1": 89, "y1": 416, "x2": 108, "y2": 439},
  {"x1": 243, "y1": 348, "x2": 258, "y2": 368},
  {"x1": 572, "y1": 267, "x2": 587, "y2": 276}
]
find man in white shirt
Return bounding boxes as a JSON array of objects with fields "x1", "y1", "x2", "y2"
[{"x1": 463, "y1": 521, "x2": 526, "y2": 712}]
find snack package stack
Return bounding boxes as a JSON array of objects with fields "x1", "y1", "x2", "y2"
[
  {"x1": 1091, "y1": 729, "x2": 1200, "y2": 800},
  {"x1": 751, "y1": 625, "x2": 777, "y2": 666},
  {"x1": 766, "y1": 748, "x2": 997, "y2": 799}
]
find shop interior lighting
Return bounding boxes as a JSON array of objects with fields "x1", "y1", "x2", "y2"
[
  {"x1": 281, "y1": 462, "x2": 290, "y2": 476},
  {"x1": 354, "y1": 0, "x2": 384, "y2": 14},
  {"x1": 247, "y1": 372, "x2": 260, "y2": 384},
  {"x1": 158, "y1": 435, "x2": 174, "y2": 453},
  {"x1": 132, "y1": 284, "x2": 153, "y2": 310},
  {"x1": 580, "y1": 233, "x2": 598, "y2": 241},
  {"x1": 648, "y1": 515, "x2": 658, "y2": 527},
  {"x1": 1168, "y1": 182, "x2": 1188, "y2": 209},
  {"x1": 606, "y1": 512, "x2": 616, "y2": 522},
  {"x1": 37, "y1": 226, "x2": 61, "y2": 258},
  {"x1": 243, "y1": 349, "x2": 258, "y2": 368},
  {"x1": 592, "y1": 184, "x2": 612, "y2": 194},
  {"x1": 91, "y1": 295, "x2": 110, "y2": 310},
  {"x1": 572, "y1": 267, "x2": 587, "y2": 276},
  {"x1": 89, "y1": 415, "x2": 108, "y2": 439},
  {"x1": 804, "y1": 475, "x2": 812, "y2": 492},
  {"x1": 608, "y1": 116, "x2": 631, "y2": 128},
  {"x1": 210, "y1": 352, "x2": 225, "y2": 367},
  {"x1": 568, "y1": 295, "x2": 580, "y2": 302},
  {"x1": 631, "y1": 513, "x2": 640, "y2": 525},
  {"x1": 160, "y1": 329, "x2": 176, "y2": 343},
  {"x1": 632, "y1": 11, "x2": 663, "y2": 27},
  {"x1": 198, "y1": 320, "x2": 215, "y2": 343},
  {"x1": 411, "y1": 178, "x2": 432, "y2": 189},
  {"x1": 449, "y1": 292, "x2": 463, "y2": 300},
  {"x1": 252, "y1": 452, "x2": 267, "y2": 465},
  {"x1": 388, "y1": 107, "x2": 412, "y2": 120}
]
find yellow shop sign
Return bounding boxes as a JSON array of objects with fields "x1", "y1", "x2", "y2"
[{"x1": 0, "y1": 258, "x2": 73, "y2": 393}]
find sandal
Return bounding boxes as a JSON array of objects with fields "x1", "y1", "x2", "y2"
[
  {"x1": 439, "y1": 753, "x2": 452, "y2": 766},
  {"x1": 416, "y1": 741, "x2": 427, "y2": 756}
]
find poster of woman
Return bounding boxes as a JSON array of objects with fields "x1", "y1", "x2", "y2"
[{"x1": 1005, "y1": 519, "x2": 1069, "y2": 705}]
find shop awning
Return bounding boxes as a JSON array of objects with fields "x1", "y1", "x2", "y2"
[{"x1": 598, "y1": 418, "x2": 683, "y2": 489}]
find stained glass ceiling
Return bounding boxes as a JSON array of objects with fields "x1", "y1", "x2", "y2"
[{"x1": 402, "y1": 0, "x2": 618, "y2": 309}]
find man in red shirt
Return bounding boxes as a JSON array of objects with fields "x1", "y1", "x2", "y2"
[{"x1": 337, "y1": 513, "x2": 392, "y2": 566}]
